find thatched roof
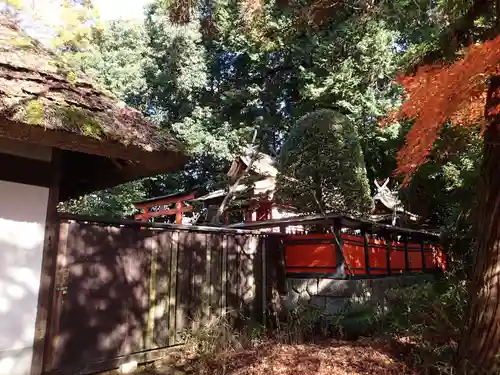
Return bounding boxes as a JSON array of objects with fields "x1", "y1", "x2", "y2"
[
  {"x1": 227, "y1": 147, "x2": 278, "y2": 180},
  {"x1": 0, "y1": 17, "x2": 186, "y2": 199}
]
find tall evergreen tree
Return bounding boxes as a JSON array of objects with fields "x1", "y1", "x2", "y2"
[{"x1": 277, "y1": 109, "x2": 372, "y2": 215}]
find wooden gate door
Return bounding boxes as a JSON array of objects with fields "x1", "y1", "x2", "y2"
[{"x1": 44, "y1": 221, "x2": 152, "y2": 374}]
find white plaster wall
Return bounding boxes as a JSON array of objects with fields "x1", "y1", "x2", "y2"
[{"x1": 0, "y1": 181, "x2": 49, "y2": 375}]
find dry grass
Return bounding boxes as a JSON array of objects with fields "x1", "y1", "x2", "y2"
[
  {"x1": 134, "y1": 338, "x2": 421, "y2": 375},
  {"x1": 106, "y1": 280, "x2": 465, "y2": 375},
  {"x1": 199, "y1": 339, "x2": 411, "y2": 375}
]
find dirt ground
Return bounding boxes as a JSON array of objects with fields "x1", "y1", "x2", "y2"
[{"x1": 132, "y1": 338, "x2": 420, "y2": 375}]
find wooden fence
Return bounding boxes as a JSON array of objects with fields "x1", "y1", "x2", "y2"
[
  {"x1": 285, "y1": 232, "x2": 446, "y2": 277},
  {"x1": 43, "y1": 215, "x2": 282, "y2": 375},
  {"x1": 228, "y1": 212, "x2": 446, "y2": 279}
]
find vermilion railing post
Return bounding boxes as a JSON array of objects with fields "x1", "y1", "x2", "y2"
[
  {"x1": 363, "y1": 228, "x2": 370, "y2": 275},
  {"x1": 421, "y1": 238, "x2": 426, "y2": 273},
  {"x1": 385, "y1": 233, "x2": 392, "y2": 275},
  {"x1": 175, "y1": 200, "x2": 183, "y2": 224},
  {"x1": 404, "y1": 234, "x2": 410, "y2": 273},
  {"x1": 384, "y1": 233, "x2": 392, "y2": 275},
  {"x1": 334, "y1": 219, "x2": 345, "y2": 278}
]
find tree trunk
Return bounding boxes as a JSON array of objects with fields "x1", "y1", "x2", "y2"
[{"x1": 457, "y1": 76, "x2": 500, "y2": 374}]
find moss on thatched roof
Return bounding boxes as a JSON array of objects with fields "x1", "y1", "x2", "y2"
[
  {"x1": 0, "y1": 16, "x2": 187, "y2": 199},
  {"x1": 0, "y1": 16, "x2": 183, "y2": 158}
]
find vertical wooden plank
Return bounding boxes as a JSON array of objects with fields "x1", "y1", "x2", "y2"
[
  {"x1": 209, "y1": 234, "x2": 223, "y2": 322},
  {"x1": 175, "y1": 231, "x2": 186, "y2": 343},
  {"x1": 251, "y1": 235, "x2": 259, "y2": 319},
  {"x1": 261, "y1": 235, "x2": 267, "y2": 325},
  {"x1": 120, "y1": 227, "x2": 151, "y2": 355},
  {"x1": 237, "y1": 235, "x2": 244, "y2": 316},
  {"x1": 226, "y1": 235, "x2": 239, "y2": 321},
  {"x1": 146, "y1": 234, "x2": 158, "y2": 350},
  {"x1": 32, "y1": 149, "x2": 61, "y2": 375},
  {"x1": 251, "y1": 235, "x2": 263, "y2": 324},
  {"x1": 238, "y1": 234, "x2": 253, "y2": 320},
  {"x1": 153, "y1": 231, "x2": 172, "y2": 347},
  {"x1": 186, "y1": 232, "x2": 195, "y2": 331},
  {"x1": 175, "y1": 231, "x2": 193, "y2": 342},
  {"x1": 265, "y1": 235, "x2": 288, "y2": 325},
  {"x1": 204, "y1": 234, "x2": 212, "y2": 326},
  {"x1": 221, "y1": 234, "x2": 228, "y2": 317},
  {"x1": 191, "y1": 232, "x2": 205, "y2": 332},
  {"x1": 169, "y1": 231, "x2": 179, "y2": 345},
  {"x1": 142, "y1": 231, "x2": 153, "y2": 352}
]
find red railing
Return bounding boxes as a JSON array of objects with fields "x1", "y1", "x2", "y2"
[{"x1": 284, "y1": 233, "x2": 446, "y2": 277}]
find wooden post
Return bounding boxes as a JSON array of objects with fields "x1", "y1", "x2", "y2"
[
  {"x1": 135, "y1": 208, "x2": 145, "y2": 221},
  {"x1": 221, "y1": 235, "x2": 228, "y2": 316},
  {"x1": 45, "y1": 220, "x2": 69, "y2": 372},
  {"x1": 334, "y1": 219, "x2": 345, "y2": 278},
  {"x1": 276, "y1": 236, "x2": 287, "y2": 295},
  {"x1": 31, "y1": 150, "x2": 61, "y2": 375},
  {"x1": 421, "y1": 238, "x2": 426, "y2": 273},
  {"x1": 404, "y1": 234, "x2": 410, "y2": 273},
  {"x1": 385, "y1": 233, "x2": 392, "y2": 275},
  {"x1": 251, "y1": 210, "x2": 257, "y2": 222},
  {"x1": 363, "y1": 229, "x2": 370, "y2": 275},
  {"x1": 175, "y1": 200, "x2": 183, "y2": 224},
  {"x1": 261, "y1": 235, "x2": 267, "y2": 325}
]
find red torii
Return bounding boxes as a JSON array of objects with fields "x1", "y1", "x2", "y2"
[{"x1": 134, "y1": 191, "x2": 196, "y2": 224}]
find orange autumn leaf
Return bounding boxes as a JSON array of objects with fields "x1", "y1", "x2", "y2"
[{"x1": 387, "y1": 35, "x2": 500, "y2": 185}]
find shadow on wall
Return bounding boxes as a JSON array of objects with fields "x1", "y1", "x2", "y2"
[
  {"x1": 0, "y1": 238, "x2": 45, "y2": 375},
  {"x1": 0, "y1": 180, "x2": 49, "y2": 375},
  {"x1": 46, "y1": 221, "x2": 268, "y2": 374}
]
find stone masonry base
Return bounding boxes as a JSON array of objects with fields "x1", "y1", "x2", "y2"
[{"x1": 282, "y1": 274, "x2": 436, "y2": 314}]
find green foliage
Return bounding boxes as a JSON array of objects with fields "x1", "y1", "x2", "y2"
[
  {"x1": 57, "y1": 0, "x2": 409, "y2": 217},
  {"x1": 52, "y1": 0, "x2": 484, "y2": 230},
  {"x1": 397, "y1": 124, "x2": 482, "y2": 267},
  {"x1": 275, "y1": 276, "x2": 467, "y2": 373},
  {"x1": 144, "y1": 2, "x2": 244, "y2": 160},
  {"x1": 277, "y1": 109, "x2": 372, "y2": 215},
  {"x1": 0, "y1": 0, "x2": 23, "y2": 20},
  {"x1": 380, "y1": 279, "x2": 467, "y2": 337},
  {"x1": 65, "y1": 19, "x2": 149, "y2": 108},
  {"x1": 3, "y1": 0, "x2": 22, "y2": 9},
  {"x1": 53, "y1": 0, "x2": 103, "y2": 52},
  {"x1": 59, "y1": 180, "x2": 147, "y2": 217}
]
